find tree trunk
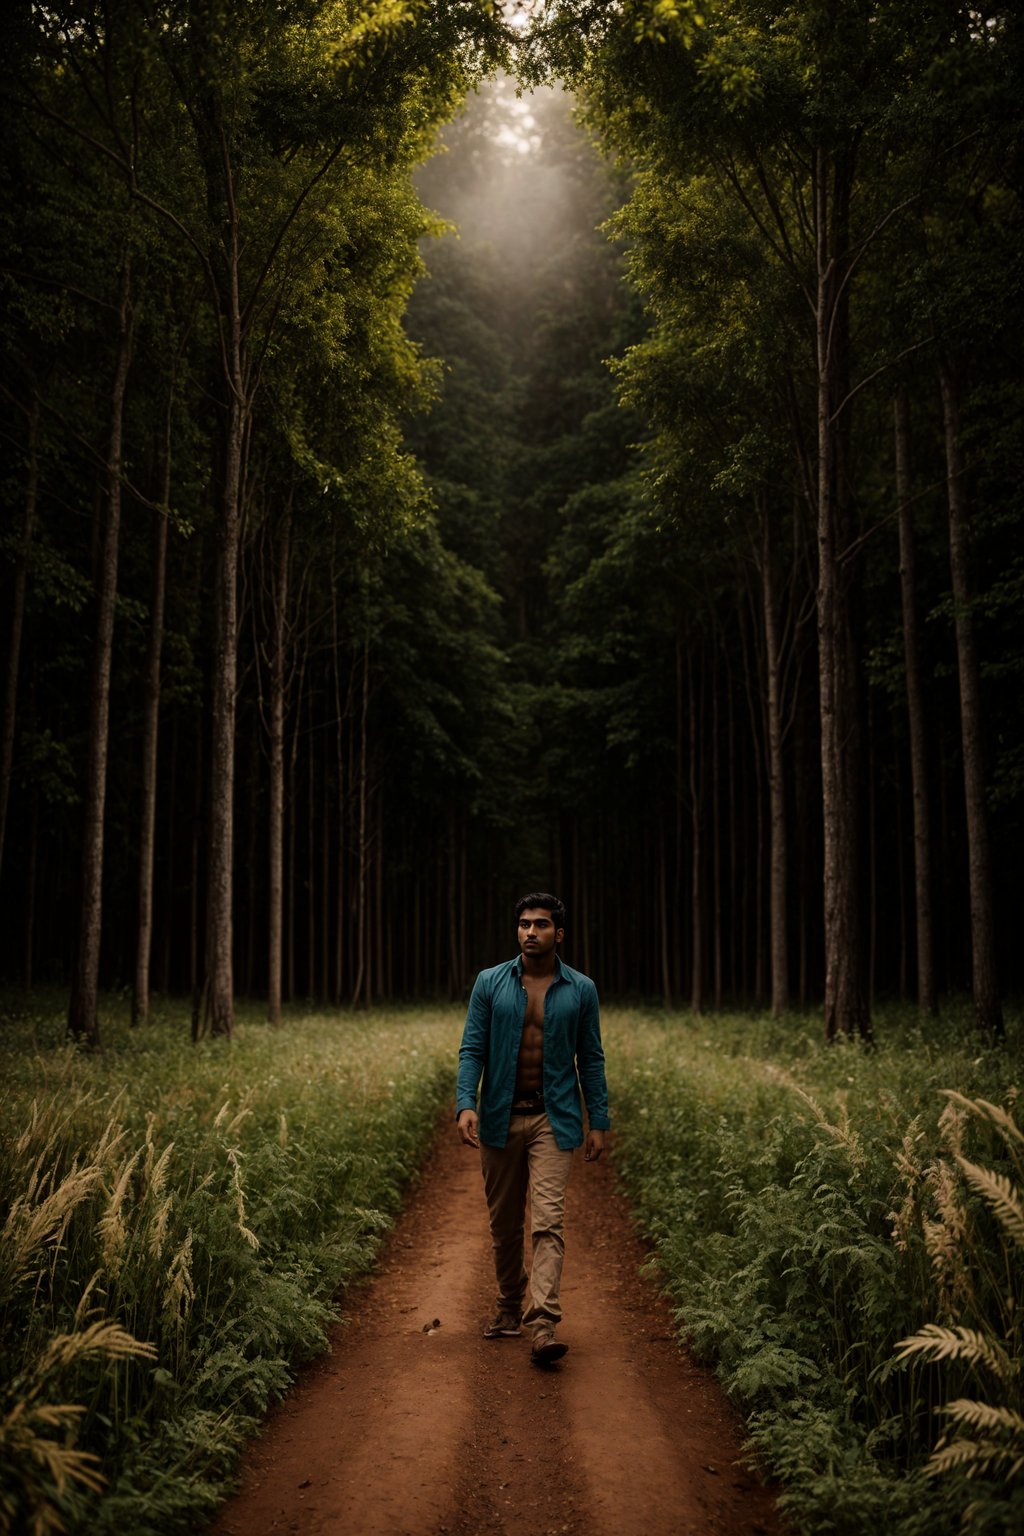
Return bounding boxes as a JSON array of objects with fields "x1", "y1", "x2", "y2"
[
  {"x1": 939, "y1": 361, "x2": 1002, "y2": 1038},
  {"x1": 132, "y1": 404, "x2": 172, "y2": 1026},
  {"x1": 375, "y1": 791, "x2": 385, "y2": 1002},
  {"x1": 322, "y1": 736, "x2": 331, "y2": 1002},
  {"x1": 459, "y1": 831, "x2": 467, "y2": 992},
  {"x1": 658, "y1": 812, "x2": 672, "y2": 1008},
  {"x1": 190, "y1": 721, "x2": 203, "y2": 1027},
  {"x1": 580, "y1": 832, "x2": 592, "y2": 978},
  {"x1": 0, "y1": 395, "x2": 39, "y2": 890},
  {"x1": 687, "y1": 642, "x2": 702, "y2": 1014},
  {"x1": 727, "y1": 681, "x2": 738, "y2": 1003},
  {"x1": 711, "y1": 651, "x2": 723, "y2": 1012},
  {"x1": 203, "y1": 468, "x2": 240, "y2": 1035},
  {"x1": 937, "y1": 766, "x2": 954, "y2": 993},
  {"x1": 447, "y1": 807, "x2": 460, "y2": 999},
  {"x1": 307, "y1": 706, "x2": 316, "y2": 997},
  {"x1": 267, "y1": 508, "x2": 290, "y2": 1025},
  {"x1": 738, "y1": 590, "x2": 764, "y2": 1004},
  {"x1": 23, "y1": 788, "x2": 38, "y2": 992},
  {"x1": 68, "y1": 258, "x2": 134, "y2": 1047},
  {"x1": 761, "y1": 503, "x2": 789, "y2": 1015},
  {"x1": 753, "y1": 736, "x2": 766, "y2": 1008},
  {"x1": 202, "y1": 420, "x2": 245, "y2": 1032},
  {"x1": 794, "y1": 694, "x2": 812, "y2": 1008},
  {"x1": 433, "y1": 838, "x2": 442, "y2": 997},
  {"x1": 814, "y1": 152, "x2": 870, "y2": 1043},
  {"x1": 158, "y1": 712, "x2": 178, "y2": 994},
  {"x1": 202, "y1": 186, "x2": 248, "y2": 1037},
  {"x1": 896, "y1": 755, "x2": 909, "y2": 1000},
  {"x1": 867, "y1": 688, "x2": 877, "y2": 1006},
  {"x1": 333, "y1": 617, "x2": 346, "y2": 1007},
  {"x1": 413, "y1": 866, "x2": 422, "y2": 998},
  {"x1": 893, "y1": 389, "x2": 937, "y2": 1014},
  {"x1": 286, "y1": 647, "x2": 306, "y2": 1005},
  {"x1": 351, "y1": 635, "x2": 370, "y2": 1008},
  {"x1": 674, "y1": 628, "x2": 685, "y2": 1003},
  {"x1": 244, "y1": 720, "x2": 259, "y2": 997}
]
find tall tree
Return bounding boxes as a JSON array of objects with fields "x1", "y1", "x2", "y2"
[
  {"x1": 67, "y1": 250, "x2": 135, "y2": 1045},
  {"x1": 530, "y1": 0, "x2": 1021, "y2": 1034},
  {"x1": 939, "y1": 363, "x2": 1002, "y2": 1038},
  {"x1": 10, "y1": 0, "x2": 505, "y2": 1033},
  {"x1": 893, "y1": 386, "x2": 936, "y2": 1014}
]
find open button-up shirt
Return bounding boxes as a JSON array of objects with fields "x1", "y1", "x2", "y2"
[{"x1": 456, "y1": 954, "x2": 611, "y2": 1151}]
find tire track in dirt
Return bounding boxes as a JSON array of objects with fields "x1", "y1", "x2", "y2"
[{"x1": 212, "y1": 1120, "x2": 781, "y2": 1536}]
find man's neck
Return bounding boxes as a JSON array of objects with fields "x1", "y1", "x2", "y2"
[{"x1": 521, "y1": 950, "x2": 558, "y2": 978}]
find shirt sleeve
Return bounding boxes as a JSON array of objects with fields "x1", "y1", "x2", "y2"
[
  {"x1": 455, "y1": 970, "x2": 491, "y2": 1117},
  {"x1": 575, "y1": 979, "x2": 611, "y2": 1131}
]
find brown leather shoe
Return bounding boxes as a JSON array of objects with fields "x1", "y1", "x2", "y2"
[
  {"x1": 483, "y1": 1310, "x2": 522, "y2": 1338},
  {"x1": 531, "y1": 1327, "x2": 568, "y2": 1365}
]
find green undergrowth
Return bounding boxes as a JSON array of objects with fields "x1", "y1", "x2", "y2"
[
  {"x1": 602, "y1": 1005, "x2": 1024, "y2": 1536},
  {"x1": 0, "y1": 996, "x2": 461, "y2": 1536}
]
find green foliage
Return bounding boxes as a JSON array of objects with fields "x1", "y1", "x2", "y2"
[
  {"x1": 893, "y1": 1093, "x2": 1024, "y2": 1528},
  {"x1": 403, "y1": 74, "x2": 652, "y2": 869},
  {"x1": 604, "y1": 1006, "x2": 1024, "y2": 1534},
  {"x1": 0, "y1": 999, "x2": 460, "y2": 1534}
]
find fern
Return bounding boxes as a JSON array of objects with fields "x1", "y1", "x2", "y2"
[
  {"x1": 0, "y1": 1001, "x2": 462, "y2": 1534},
  {"x1": 955, "y1": 1158, "x2": 1024, "y2": 1250},
  {"x1": 893, "y1": 1324, "x2": 1014, "y2": 1384},
  {"x1": 942, "y1": 1092, "x2": 1024, "y2": 1168},
  {"x1": 890, "y1": 1096, "x2": 1024, "y2": 1529},
  {"x1": 927, "y1": 1436, "x2": 1024, "y2": 1483},
  {"x1": 604, "y1": 1008, "x2": 1023, "y2": 1536},
  {"x1": 941, "y1": 1401, "x2": 1024, "y2": 1439}
]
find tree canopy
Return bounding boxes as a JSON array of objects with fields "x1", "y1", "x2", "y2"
[{"x1": 0, "y1": 1, "x2": 1021, "y2": 1037}]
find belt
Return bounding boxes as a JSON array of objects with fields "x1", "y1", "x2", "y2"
[{"x1": 510, "y1": 1098, "x2": 544, "y2": 1114}]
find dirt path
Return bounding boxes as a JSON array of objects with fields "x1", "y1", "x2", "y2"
[{"x1": 212, "y1": 1123, "x2": 781, "y2": 1536}]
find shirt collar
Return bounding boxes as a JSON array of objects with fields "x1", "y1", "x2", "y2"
[{"x1": 512, "y1": 953, "x2": 564, "y2": 981}]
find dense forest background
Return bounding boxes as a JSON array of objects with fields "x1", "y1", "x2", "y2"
[{"x1": 1, "y1": 1, "x2": 1021, "y2": 1042}]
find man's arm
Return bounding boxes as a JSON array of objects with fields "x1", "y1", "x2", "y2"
[
  {"x1": 576, "y1": 978, "x2": 611, "y2": 1160},
  {"x1": 455, "y1": 971, "x2": 490, "y2": 1146}
]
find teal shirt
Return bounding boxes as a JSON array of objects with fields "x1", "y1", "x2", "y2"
[{"x1": 456, "y1": 954, "x2": 611, "y2": 1151}]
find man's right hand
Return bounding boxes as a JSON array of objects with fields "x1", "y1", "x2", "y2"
[{"x1": 457, "y1": 1109, "x2": 480, "y2": 1148}]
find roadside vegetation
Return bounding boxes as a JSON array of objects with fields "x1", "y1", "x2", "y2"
[
  {"x1": 3, "y1": 998, "x2": 1021, "y2": 1536},
  {"x1": 0, "y1": 998, "x2": 458, "y2": 1535},
  {"x1": 603, "y1": 1007, "x2": 1024, "y2": 1536}
]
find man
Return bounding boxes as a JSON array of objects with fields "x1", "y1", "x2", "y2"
[{"x1": 456, "y1": 892, "x2": 611, "y2": 1365}]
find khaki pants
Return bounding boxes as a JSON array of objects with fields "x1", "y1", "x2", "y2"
[{"x1": 480, "y1": 1112, "x2": 574, "y2": 1328}]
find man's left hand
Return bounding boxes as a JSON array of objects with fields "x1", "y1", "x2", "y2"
[{"x1": 584, "y1": 1129, "x2": 606, "y2": 1162}]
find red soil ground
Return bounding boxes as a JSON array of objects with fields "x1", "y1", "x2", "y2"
[{"x1": 212, "y1": 1122, "x2": 783, "y2": 1536}]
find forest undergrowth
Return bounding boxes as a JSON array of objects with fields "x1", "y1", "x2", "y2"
[
  {"x1": 0, "y1": 997, "x2": 458, "y2": 1536},
  {"x1": 2, "y1": 998, "x2": 1022, "y2": 1535},
  {"x1": 604, "y1": 1007, "x2": 1023, "y2": 1536}
]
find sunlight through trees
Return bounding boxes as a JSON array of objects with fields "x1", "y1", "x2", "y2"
[{"x1": 0, "y1": 1, "x2": 1021, "y2": 1041}]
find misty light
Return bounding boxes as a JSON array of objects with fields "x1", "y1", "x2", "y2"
[
  {"x1": 503, "y1": 1, "x2": 536, "y2": 31},
  {"x1": 495, "y1": 100, "x2": 540, "y2": 155},
  {"x1": 414, "y1": 75, "x2": 592, "y2": 280}
]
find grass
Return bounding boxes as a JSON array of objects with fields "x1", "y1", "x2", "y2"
[
  {"x1": 2, "y1": 994, "x2": 1021, "y2": 1536},
  {"x1": 0, "y1": 994, "x2": 462, "y2": 1536},
  {"x1": 600, "y1": 1003, "x2": 1024, "y2": 1536}
]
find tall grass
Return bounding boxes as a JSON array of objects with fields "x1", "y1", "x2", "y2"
[
  {"x1": 602, "y1": 1005, "x2": 1023, "y2": 1536},
  {"x1": 0, "y1": 997, "x2": 461, "y2": 1535},
  {"x1": 5, "y1": 997, "x2": 1020, "y2": 1535}
]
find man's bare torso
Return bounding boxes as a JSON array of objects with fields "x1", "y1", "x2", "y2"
[{"x1": 514, "y1": 970, "x2": 554, "y2": 1097}]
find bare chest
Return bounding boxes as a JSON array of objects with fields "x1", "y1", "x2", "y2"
[
  {"x1": 521, "y1": 972, "x2": 554, "y2": 1031},
  {"x1": 514, "y1": 973, "x2": 554, "y2": 1094}
]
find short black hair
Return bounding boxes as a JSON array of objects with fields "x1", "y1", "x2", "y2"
[{"x1": 515, "y1": 892, "x2": 566, "y2": 931}]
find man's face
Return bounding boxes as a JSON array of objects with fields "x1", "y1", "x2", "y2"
[{"x1": 517, "y1": 908, "x2": 563, "y2": 960}]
